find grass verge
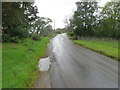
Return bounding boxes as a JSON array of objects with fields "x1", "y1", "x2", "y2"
[
  {"x1": 73, "y1": 39, "x2": 119, "y2": 61},
  {"x1": 2, "y1": 35, "x2": 56, "y2": 88},
  {"x1": 0, "y1": 43, "x2": 2, "y2": 89}
]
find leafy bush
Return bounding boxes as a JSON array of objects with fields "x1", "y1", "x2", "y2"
[
  {"x1": 68, "y1": 32, "x2": 75, "y2": 36},
  {"x1": 55, "y1": 31, "x2": 61, "y2": 34},
  {"x1": 32, "y1": 33, "x2": 41, "y2": 41},
  {"x1": 72, "y1": 35, "x2": 77, "y2": 40},
  {"x1": 68, "y1": 32, "x2": 78, "y2": 40},
  {"x1": 3, "y1": 34, "x2": 20, "y2": 43},
  {"x1": 2, "y1": 34, "x2": 11, "y2": 42},
  {"x1": 13, "y1": 27, "x2": 29, "y2": 38},
  {"x1": 3, "y1": 26, "x2": 29, "y2": 43},
  {"x1": 10, "y1": 37, "x2": 20, "y2": 43}
]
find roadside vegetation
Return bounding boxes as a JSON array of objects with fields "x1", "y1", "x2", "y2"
[
  {"x1": 0, "y1": 43, "x2": 1, "y2": 89},
  {"x1": 68, "y1": 32, "x2": 119, "y2": 60},
  {"x1": 65, "y1": 1, "x2": 119, "y2": 61},
  {"x1": 65, "y1": 2, "x2": 119, "y2": 39},
  {"x1": 2, "y1": 2, "x2": 56, "y2": 88},
  {"x1": 2, "y1": 2, "x2": 54, "y2": 43},
  {"x1": 2, "y1": 0, "x2": 119, "y2": 88},
  {"x1": 73, "y1": 39, "x2": 119, "y2": 60},
  {"x1": 2, "y1": 34, "x2": 56, "y2": 88}
]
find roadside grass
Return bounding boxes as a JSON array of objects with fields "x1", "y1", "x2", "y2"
[
  {"x1": 0, "y1": 43, "x2": 2, "y2": 89},
  {"x1": 73, "y1": 40, "x2": 119, "y2": 61},
  {"x1": 2, "y1": 35, "x2": 55, "y2": 88}
]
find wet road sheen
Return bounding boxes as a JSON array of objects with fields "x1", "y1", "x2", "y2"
[{"x1": 50, "y1": 34, "x2": 118, "y2": 88}]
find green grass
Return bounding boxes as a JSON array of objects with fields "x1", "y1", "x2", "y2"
[
  {"x1": 2, "y1": 35, "x2": 54, "y2": 88},
  {"x1": 0, "y1": 43, "x2": 2, "y2": 89},
  {"x1": 73, "y1": 39, "x2": 119, "y2": 61}
]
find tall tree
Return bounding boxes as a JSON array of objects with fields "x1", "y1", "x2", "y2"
[
  {"x1": 99, "y1": 2, "x2": 120, "y2": 38},
  {"x1": 2, "y1": 2, "x2": 38, "y2": 41},
  {"x1": 31, "y1": 17, "x2": 52, "y2": 35},
  {"x1": 72, "y1": 1, "x2": 98, "y2": 37}
]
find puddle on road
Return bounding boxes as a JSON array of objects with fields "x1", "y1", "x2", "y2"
[
  {"x1": 34, "y1": 57, "x2": 52, "y2": 88},
  {"x1": 38, "y1": 57, "x2": 51, "y2": 71}
]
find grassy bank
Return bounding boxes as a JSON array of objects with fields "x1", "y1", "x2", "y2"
[
  {"x1": 73, "y1": 39, "x2": 119, "y2": 61},
  {"x1": 2, "y1": 35, "x2": 55, "y2": 88},
  {"x1": 0, "y1": 43, "x2": 2, "y2": 89}
]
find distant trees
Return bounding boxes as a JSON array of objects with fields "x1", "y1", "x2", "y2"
[
  {"x1": 2, "y1": 2, "x2": 53, "y2": 42},
  {"x1": 30, "y1": 17, "x2": 53, "y2": 35},
  {"x1": 73, "y1": 2, "x2": 98, "y2": 37},
  {"x1": 55, "y1": 28, "x2": 67, "y2": 34},
  {"x1": 96, "y1": 2, "x2": 120, "y2": 39},
  {"x1": 66, "y1": 1, "x2": 120, "y2": 39}
]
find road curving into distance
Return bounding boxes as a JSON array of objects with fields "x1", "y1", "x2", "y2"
[{"x1": 50, "y1": 33, "x2": 118, "y2": 88}]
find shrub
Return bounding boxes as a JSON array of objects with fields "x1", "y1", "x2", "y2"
[
  {"x1": 10, "y1": 37, "x2": 20, "y2": 43},
  {"x1": 3, "y1": 34, "x2": 20, "y2": 43},
  {"x1": 68, "y1": 32, "x2": 75, "y2": 36},
  {"x1": 32, "y1": 33, "x2": 41, "y2": 41},
  {"x1": 2, "y1": 34, "x2": 20, "y2": 43},
  {"x1": 3, "y1": 26, "x2": 29, "y2": 43},
  {"x1": 13, "y1": 27, "x2": 29, "y2": 38},
  {"x1": 55, "y1": 31, "x2": 61, "y2": 34},
  {"x1": 2, "y1": 34, "x2": 11, "y2": 42},
  {"x1": 72, "y1": 35, "x2": 77, "y2": 40},
  {"x1": 68, "y1": 32, "x2": 78, "y2": 40}
]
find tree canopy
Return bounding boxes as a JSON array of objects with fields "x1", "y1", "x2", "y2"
[
  {"x1": 2, "y1": 2, "x2": 54, "y2": 42},
  {"x1": 65, "y1": 1, "x2": 120, "y2": 39}
]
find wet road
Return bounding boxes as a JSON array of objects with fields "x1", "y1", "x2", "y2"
[{"x1": 50, "y1": 34, "x2": 118, "y2": 88}]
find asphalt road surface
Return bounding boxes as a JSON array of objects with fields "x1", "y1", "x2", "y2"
[{"x1": 50, "y1": 33, "x2": 118, "y2": 88}]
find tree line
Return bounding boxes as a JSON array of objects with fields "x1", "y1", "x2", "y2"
[
  {"x1": 65, "y1": 1, "x2": 120, "y2": 39},
  {"x1": 2, "y1": 2, "x2": 54, "y2": 42}
]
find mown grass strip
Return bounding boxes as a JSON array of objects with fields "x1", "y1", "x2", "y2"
[{"x1": 73, "y1": 40, "x2": 119, "y2": 61}]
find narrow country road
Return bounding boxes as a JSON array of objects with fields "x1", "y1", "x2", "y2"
[{"x1": 50, "y1": 33, "x2": 118, "y2": 88}]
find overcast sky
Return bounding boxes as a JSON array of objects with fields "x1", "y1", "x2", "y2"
[{"x1": 35, "y1": 0, "x2": 111, "y2": 29}]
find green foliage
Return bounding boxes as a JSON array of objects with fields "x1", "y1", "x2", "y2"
[
  {"x1": 0, "y1": 43, "x2": 2, "y2": 89},
  {"x1": 68, "y1": 32, "x2": 77, "y2": 40},
  {"x1": 73, "y1": 39, "x2": 119, "y2": 60},
  {"x1": 2, "y1": 36, "x2": 53, "y2": 88},
  {"x1": 2, "y1": 2, "x2": 54, "y2": 43},
  {"x1": 15, "y1": 27, "x2": 29, "y2": 38},
  {"x1": 32, "y1": 33, "x2": 41, "y2": 41},
  {"x1": 2, "y1": 2, "x2": 38, "y2": 42},
  {"x1": 72, "y1": 2, "x2": 98, "y2": 37},
  {"x1": 97, "y1": 2, "x2": 120, "y2": 39},
  {"x1": 55, "y1": 31, "x2": 61, "y2": 34},
  {"x1": 10, "y1": 37, "x2": 20, "y2": 43},
  {"x1": 31, "y1": 17, "x2": 53, "y2": 36},
  {"x1": 40, "y1": 25, "x2": 54, "y2": 36},
  {"x1": 3, "y1": 34, "x2": 20, "y2": 43},
  {"x1": 55, "y1": 28, "x2": 67, "y2": 33},
  {"x1": 68, "y1": 32, "x2": 75, "y2": 36},
  {"x1": 66, "y1": 1, "x2": 119, "y2": 39},
  {"x1": 2, "y1": 34, "x2": 10, "y2": 42}
]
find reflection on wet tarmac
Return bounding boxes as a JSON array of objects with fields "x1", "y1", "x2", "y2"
[{"x1": 50, "y1": 33, "x2": 118, "y2": 88}]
